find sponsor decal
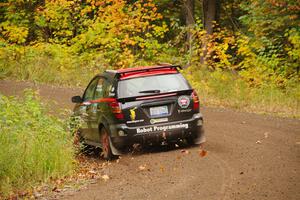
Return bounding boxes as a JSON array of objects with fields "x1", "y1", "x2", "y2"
[
  {"x1": 127, "y1": 119, "x2": 144, "y2": 124},
  {"x1": 136, "y1": 123, "x2": 189, "y2": 134},
  {"x1": 127, "y1": 107, "x2": 144, "y2": 123},
  {"x1": 178, "y1": 108, "x2": 192, "y2": 113},
  {"x1": 130, "y1": 107, "x2": 137, "y2": 121},
  {"x1": 150, "y1": 118, "x2": 168, "y2": 124},
  {"x1": 178, "y1": 95, "x2": 190, "y2": 109}
]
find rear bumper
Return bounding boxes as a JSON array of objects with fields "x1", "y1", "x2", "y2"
[{"x1": 110, "y1": 113, "x2": 204, "y2": 149}]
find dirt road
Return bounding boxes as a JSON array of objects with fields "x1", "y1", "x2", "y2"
[{"x1": 1, "y1": 80, "x2": 299, "y2": 200}]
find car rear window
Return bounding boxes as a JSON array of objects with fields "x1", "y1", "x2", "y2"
[{"x1": 117, "y1": 73, "x2": 190, "y2": 98}]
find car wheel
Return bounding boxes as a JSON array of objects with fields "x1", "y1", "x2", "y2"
[{"x1": 100, "y1": 128, "x2": 114, "y2": 160}]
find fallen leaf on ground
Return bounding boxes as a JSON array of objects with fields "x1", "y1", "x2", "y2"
[
  {"x1": 264, "y1": 132, "x2": 269, "y2": 138},
  {"x1": 256, "y1": 140, "x2": 262, "y2": 144},
  {"x1": 52, "y1": 187, "x2": 61, "y2": 192},
  {"x1": 181, "y1": 150, "x2": 189, "y2": 154},
  {"x1": 101, "y1": 175, "x2": 110, "y2": 181},
  {"x1": 34, "y1": 192, "x2": 43, "y2": 198},
  {"x1": 199, "y1": 150, "x2": 208, "y2": 157},
  {"x1": 9, "y1": 154, "x2": 109, "y2": 199},
  {"x1": 88, "y1": 170, "x2": 96, "y2": 174},
  {"x1": 138, "y1": 165, "x2": 147, "y2": 171}
]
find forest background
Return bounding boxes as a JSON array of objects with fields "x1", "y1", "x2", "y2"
[{"x1": 0, "y1": 0, "x2": 299, "y2": 117}]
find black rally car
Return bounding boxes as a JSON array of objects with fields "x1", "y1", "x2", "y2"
[{"x1": 71, "y1": 65, "x2": 205, "y2": 159}]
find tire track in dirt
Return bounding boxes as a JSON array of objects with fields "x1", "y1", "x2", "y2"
[{"x1": 210, "y1": 153, "x2": 234, "y2": 200}]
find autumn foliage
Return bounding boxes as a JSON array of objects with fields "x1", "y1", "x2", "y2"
[{"x1": 0, "y1": 0, "x2": 299, "y2": 113}]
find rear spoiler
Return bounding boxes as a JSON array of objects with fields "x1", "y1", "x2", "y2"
[
  {"x1": 117, "y1": 89, "x2": 193, "y2": 104},
  {"x1": 115, "y1": 65, "x2": 182, "y2": 79}
]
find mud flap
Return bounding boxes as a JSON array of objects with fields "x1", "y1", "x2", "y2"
[
  {"x1": 194, "y1": 127, "x2": 206, "y2": 145},
  {"x1": 109, "y1": 137, "x2": 123, "y2": 155}
]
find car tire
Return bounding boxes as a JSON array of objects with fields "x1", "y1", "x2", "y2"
[{"x1": 100, "y1": 127, "x2": 114, "y2": 160}]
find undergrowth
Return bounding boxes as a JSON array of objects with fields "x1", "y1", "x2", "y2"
[
  {"x1": 184, "y1": 67, "x2": 300, "y2": 118},
  {"x1": 0, "y1": 44, "x2": 101, "y2": 86},
  {"x1": 0, "y1": 90, "x2": 75, "y2": 198}
]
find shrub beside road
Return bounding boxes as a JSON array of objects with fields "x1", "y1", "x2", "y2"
[{"x1": 0, "y1": 90, "x2": 75, "y2": 198}]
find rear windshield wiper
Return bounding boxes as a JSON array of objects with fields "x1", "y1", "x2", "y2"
[{"x1": 139, "y1": 89, "x2": 161, "y2": 94}]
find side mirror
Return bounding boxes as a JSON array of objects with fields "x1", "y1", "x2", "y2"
[{"x1": 71, "y1": 96, "x2": 83, "y2": 103}]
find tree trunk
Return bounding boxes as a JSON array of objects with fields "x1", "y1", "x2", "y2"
[
  {"x1": 183, "y1": 0, "x2": 195, "y2": 41},
  {"x1": 183, "y1": 0, "x2": 195, "y2": 67},
  {"x1": 201, "y1": 0, "x2": 220, "y2": 64}
]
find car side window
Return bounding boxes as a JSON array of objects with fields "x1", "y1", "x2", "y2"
[
  {"x1": 94, "y1": 78, "x2": 104, "y2": 99},
  {"x1": 83, "y1": 77, "x2": 99, "y2": 101}
]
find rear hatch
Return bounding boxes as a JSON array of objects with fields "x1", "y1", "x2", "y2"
[{"x1": 117, "y1": 73, "x2": 198, "y2": 127}]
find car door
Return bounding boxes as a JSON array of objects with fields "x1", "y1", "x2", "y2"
[
  {"x1": 79, "y1": 77, "x2": 100, "y2": 141},
  {"x1": 87, "y1": 77, "x2": 106, "y2": 142}
]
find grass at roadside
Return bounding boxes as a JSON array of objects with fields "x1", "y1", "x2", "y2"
[
  {"x1": 0, "y1": 44, "x2": 100, "y2": 86},
  {"x1": 0, "y1": 90, "x2": 75, "y2": 198}
]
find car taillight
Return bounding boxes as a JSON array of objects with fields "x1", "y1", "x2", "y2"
[
  {"x1": 192, "y1": 90, "x2": 200, "y2": 111},
  {"x1": 109, "y1": 99, "x2": 124, "y2": 119}
]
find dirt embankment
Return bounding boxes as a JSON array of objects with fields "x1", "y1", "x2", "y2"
[{"x1": 0, "y1": 80, "x2": 299, "y2": 200}]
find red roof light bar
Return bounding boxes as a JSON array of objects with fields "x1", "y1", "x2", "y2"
[{"x1": 116, "y1": 65, "x2": 182, "y2": 80}]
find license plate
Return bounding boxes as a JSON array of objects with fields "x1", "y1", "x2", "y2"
[{"x1": 150, "y1": 106, "x2": 168, "y2": 117}]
